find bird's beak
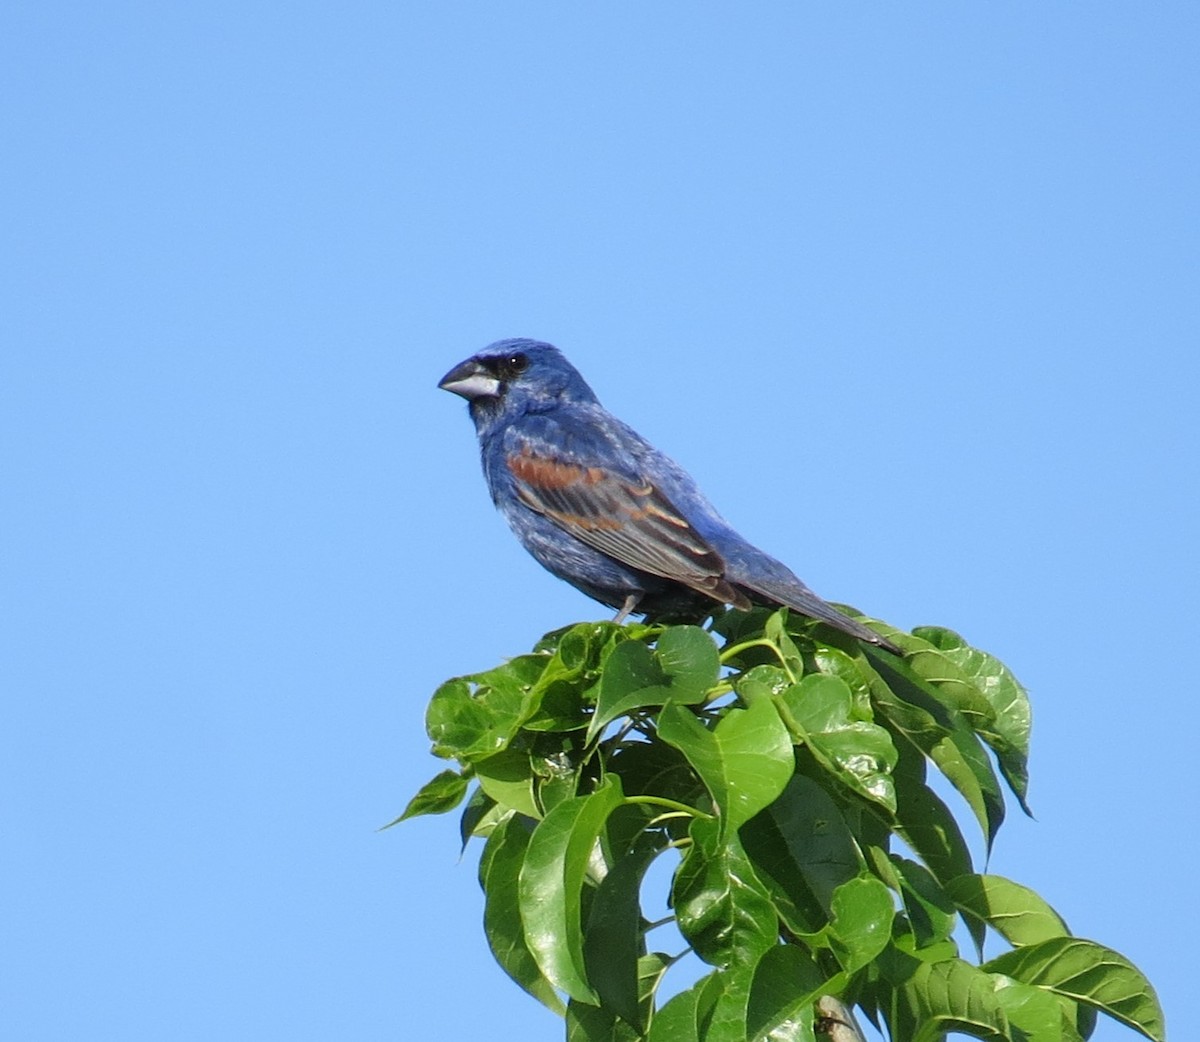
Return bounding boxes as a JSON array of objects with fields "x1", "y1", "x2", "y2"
[{"x1": 438, "y1": 359, "x2": 502, "y2": 400}]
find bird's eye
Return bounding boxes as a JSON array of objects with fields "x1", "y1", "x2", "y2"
[{"x1": 499, "y1": 353, "x2": 528, "y2": 379}]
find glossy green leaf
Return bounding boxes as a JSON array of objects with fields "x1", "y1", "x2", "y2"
[
  {"x1": 413, "y1": 612, "x2": 1162, "y2": 1042},
  {"x1": 645, "y1": 971, "x2": 717, "y2": 1042},
  {"x1": 566, "y1": 1000, "x2": 640, "y2": 1042},
  {"x1": 735, "y1": 664, "x2": 792, "y2": 705},
  {"x1": 478, "y1": 814, "x2": 564, "y2": 1014},
  {"x1": 889, "y1": 856, "x2": 958, "y2": 950},
  {"x1": 658, "y1": 698, "x2": 793, "y2": 836},
  {"x1": 588, "y1": 626, "x2": 719, "y2": 740},
  {"x1": 887, "y1": 733, "x2": 976, "y2": 891},
  {"x1": 826, "y1": 875, "x2": 894, "y2": 975},
  {"x1": 475, "y1": 748, "x2": 541, "y2": 819},
  {"x1": 526, "y1": 622, "x2": 635, "y2": 732},
  {"x1": 740, "y1": 775, "x2": 862, "y2": 933},
  {"x1": 518, "y1": 777, "x2": 626, "y2": 1004},
  {"x1": 947, "y1": 874, "x2": 1069, "y2": 947},
  {"x1": 808, "y1": 645, "x2": 874, "y2": 720},
  {"x1": 764, "y1": 609, "x2": 805, "y2": 679},
  {"x1": 388, "y1": 768, "x2": 469, "y2": 826},
  {"x1": 583, "y1": 833, "x2": 662, "y2": 1030},
  {"x1": 881, "y1": 948, "x2": 1012, "y2": 1042},
  {"x1": 914, "y1": 626, "x2": 1033, "y2": 812},
  {"x1": 457, "y1": 786, "x2": 499, "y2": 852},
  {"x1": 426, "y1": 655, "x2": 546, "y2": 761},
  {"x1": 746, "y1": 945, "x2": 821, "y2": 1042},
  {"x1": 867, "y1": 652, "x2": 1006, "y2": 850},
  {"x1": 698, "y1": 962, "x2": 754, "y2": 1042},
  {"x1": 778, "y1": 674, "x2": 898, "y2": 811},
  {"x1": 992, "y1": 975, "x2": 1085, "y2": 1042},
  {"x1": 984, "y1": 937, "x2": 1165, "y2": 1041},
  {"x1": 672, "y1": 816, "x2": 779, "y2": 968}
]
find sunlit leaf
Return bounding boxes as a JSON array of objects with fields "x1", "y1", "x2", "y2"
[
  {"x1": 475, "y1": 748, "x2": 540, "y2": 819},
  {"x1": 880, "y1": 948, "x2": 1012, "y2": 1042},
  {"x1": 518, "y1": 777, "x2": 626, "y2": 1003},
  {"x1": 914, "y1": 626, "x2": 1033, "y2": 812},
  {"x1": 479, "y1": 815, "x2": 564, "y2": 1014},
  {"x1": 645, "y1": 972, "x2": 717, "y2": 1042},
  {"x1": 658, "y1": 698, "x2": 793, "y2": 837},
  {"x1": 672, "y1": 816, "x2": 778, "y2": 969},
  {"x1": 826, "y1": 875, "x2": 894, "y2": 975},
  {"x1": 946, "y1": 874, "x2": 1069, "y2": 947},
  {"x1": 588, "y1": 626, "x2": 719, "y2": 740},
  {"x1": 386, "y1": 768, "x2": 468, "y2": 826},
  {"x1": 984, "y1": 937, "x2": 1165, "y2": 1041},
  {"x1": 746, "y1": 945, "x2": 822, "y2": 1042},
  {"x1": 992, "y1": 974, "x2": 1085, "y2": 1042},
  {"x1": 778, "y1": 674, "x2": 898, "y2": 811}
]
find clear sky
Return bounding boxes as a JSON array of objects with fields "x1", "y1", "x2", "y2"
[{"x1": 3, "y1": 4, "x2": 1196, "y2": 1040}]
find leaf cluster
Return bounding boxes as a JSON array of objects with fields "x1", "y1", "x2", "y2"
[{"x1": 397, "y1": 609, "x2": 1163, "y2": 1042}]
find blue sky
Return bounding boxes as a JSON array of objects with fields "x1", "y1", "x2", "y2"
[{"x1": 3, "y1": 4, "x2": 1196, "y2": 1040}]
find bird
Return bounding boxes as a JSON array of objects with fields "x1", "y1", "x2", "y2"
[{"x1": 439, "y1": 338, "x2": 898, "y2": 653}]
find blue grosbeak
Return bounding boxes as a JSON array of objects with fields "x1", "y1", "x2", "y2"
[{"x1": 440, "y1": 338, "x2": 898, "y2": 653}]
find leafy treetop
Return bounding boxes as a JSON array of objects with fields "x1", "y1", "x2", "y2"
[{"x1": 397, "y1": 608, "x2": 1164, "y2": 1042}]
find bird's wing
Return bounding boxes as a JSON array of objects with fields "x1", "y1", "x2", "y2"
[{"x1": 504, "y1": 442, "x2": 750, "y2": 610}]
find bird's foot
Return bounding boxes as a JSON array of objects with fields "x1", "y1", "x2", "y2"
[{"x1": 612, "y1": 593, "x2": 641, "y2": 625}]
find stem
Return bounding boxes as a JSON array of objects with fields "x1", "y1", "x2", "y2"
[
  {"x1": 647, "y1": 811, "x2": 693, "y2": 828},
  {"x1": 719, "y1": 637, "x2": 795, "y2": 682},
  {"x1": 625, "y1": 795, "x2": 712, "y2": 819}
]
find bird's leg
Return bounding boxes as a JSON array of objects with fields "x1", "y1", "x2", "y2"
[{"x1": 612, "y1": 593, "x2": 641, "y2": 625}]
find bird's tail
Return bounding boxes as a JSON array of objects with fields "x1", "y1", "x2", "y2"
[{"x1": 740, "y1": 576, "x2": 900, "y2": 654}]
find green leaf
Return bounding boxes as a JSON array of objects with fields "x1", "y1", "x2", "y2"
[
  {"x1": 566, "y1": 1000, "x2": 640, "y2": 1042},
  {"x1": 385, "y1": 768, "x2": 469, "y2": 826},
  {"x1": 672, "y1": 815, "x2": 779, "y2": 969},
  {"x1": 778, "y1": 674, "x2": 898, "y2": 811},
  {"x1": 583, "y1": 833, "x2": 663, "y2": 1031},
  {"x1": 657, "y1": 698, "x2": 794, "y2": 837},
  {"x1": 992, "y1": 975, "x2": 1086, "y2": 1042},
  {"x1": 518, "y1": 776, "x2": 626, "y2": 1004},
  {"x1": 457, "y1": 786, "x2": 499, "y2": 852},
  {"x1": 478, "y1": 814, "x2": 565, "y2": 1014},
  {"x1": 914, "y1": 626, "x2": 1033, "y2": 812},
  {"x1": 734, "y1": 664, "x2": 792, "y2": 705},
  {"x1": 929, "y1": 729, "x2": 1006, "y2": 851},
  {"x1": 475, "y1": 748, "x2": 541, "y2": 819},
  {"x1": 826, "y1": 875, "x2": 894, "y2": 976},
  {"x1": 887, "y1": 733, "x2": 976, "y2": 889},
  {"x1": 645, "y1": 972, "x2": 718, "y2": 1042},
  {"x1": 426, "y1": 655, "x2": 547, "y2": 762},
  {"x1": 888, "y1": 857, "x2": 958, "y2": 950},
  {"x1": 701, "y1": 960, "x2": 759, "y2": 1042},
  {"x1": 880, "y1": 949, "x2": 1012, "y2": 1042},
  {"x1": 765, "y1": 609, "x2": 805, "y2": 679},
  {"x1": 867, "y1": 653, "x2": 1006, "y2": 851},
  {"x1": 588, "y1": 626, "x2": 720, "y2": 740},
  {"x1": 604, "y1": 739, "x2": 704, "y2": 812},
  {"x1": 740, "y1": 775, "x2": 862, "y2": 933},
  {"x1": 984, "y1": 936, "x2": 1165, "y2": 1041},
  {"x1": 526, "y1": 622, "x2": 635, "y2": 732},
  {"x1": 946, "y1": 874, "x2": 1069, "y2": 947},
  {"x1": 746, "y1": 945, "x2": 821, "y2": 1042},
  {"x1": 808, "y1": 645, "x2": 874, "y2": 720}
]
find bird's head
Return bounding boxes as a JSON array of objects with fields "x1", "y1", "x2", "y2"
[{"x1": 439, "y1": 338, "x2": 599, "y2": 434}]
